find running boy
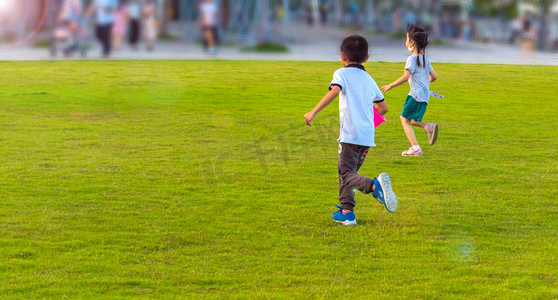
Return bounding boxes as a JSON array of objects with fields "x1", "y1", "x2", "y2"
[
  {"x1": 381, "y1": 25, "x2": 439, "y2": 156},
  {"x1": 304, "y1": 35, "x2": 398, "y2": 225}
]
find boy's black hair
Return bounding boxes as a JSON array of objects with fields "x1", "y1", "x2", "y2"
[
  {"x1": 340, "y1": 35, "x2": 369, "y2": 64},
  {"x1": 407, "y1": 24, "x2": 429, "y2": 68}
]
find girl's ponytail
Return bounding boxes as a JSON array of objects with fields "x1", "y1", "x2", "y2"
[{"x1": 408, "y1": 25, "x2": 429, "y2": 68}]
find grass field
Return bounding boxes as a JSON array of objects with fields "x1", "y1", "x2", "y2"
[{"x1": 1, "y1": 61, "x2": 557, "y2": 298}]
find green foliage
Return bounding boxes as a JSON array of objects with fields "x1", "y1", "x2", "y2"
[
  {"x1": 31, "y1": 39, "x2": 51, "y2": 49},
  {"x1": 473, "y1": 0, "x2": 519, "y2": 17},
  {"x1": 241, "y1": 42, "x2": 289, "y2": 53},
  {"x1": 158, "y1": 33, "x2": 182, "y2": 41},
  {"x1": 0, "y1": 61, "x2": 557, "y2": 298},
  {"x1": 388, "y1": 32, "x2": 407, "y2": 40}
]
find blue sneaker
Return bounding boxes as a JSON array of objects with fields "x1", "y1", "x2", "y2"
[
  {"x1": 373, "y1": 173, "x2": 398, "y2": 213},
  {"x1": 332, "y1": 206, "x2": 357, "y2": 225}
]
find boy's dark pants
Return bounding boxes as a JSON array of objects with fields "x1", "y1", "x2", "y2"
[{"x1": 338, "y1": 142, "x2": 374, "y2": 211}]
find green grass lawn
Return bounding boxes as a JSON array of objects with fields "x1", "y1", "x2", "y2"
[{"x1": 1, "y1": 61, "x2": 557, "y2": 298}]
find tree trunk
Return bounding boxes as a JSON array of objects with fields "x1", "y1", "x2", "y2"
[
  {"x1": 538, "y1": 0, "x2": 549, "y2": 50},
  {"x1": 159, "y1": 0, "x2": 171, "y2": 35},
  {"x1": 311, "y1": 0, "x2": 319, "y2": 25},
  {"x1": 258, "y1": 0, "x2": 270, "y2": 43},
  {"x1": 283, "y1": 0, "x2": 291, "y2": 25},
  {"x1": 222, "y1": 0, "x2": 230, "y2": 30},
  {"x1": 431, "y1": 0, "x2": 442, "y2": 39},
  {"x1": 364, "y1": 0, "x2": 375, "y2": 29},
  {"x1": 333, "y1": 0, "x2": 344, "y2": 26}
]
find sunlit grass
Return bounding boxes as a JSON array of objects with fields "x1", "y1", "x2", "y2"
[{"x1": 0, "y1": 61, "x2": 557, "y2": 298}]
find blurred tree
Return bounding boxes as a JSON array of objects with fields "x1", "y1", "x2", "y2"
[
  {"x1": 476, "y1": 0, "x2": 553, "y2": 49},
  {"x1": 222, "y1": 0, "x2": 229, "y2": 30},
  {"x1": 332, "y1": 0, "x2": 344, "y2": 25},
  {"x1": 431, "y1": 0, "x2": 442, "y2": 38},
  {"x1": 518, "y1": 0, "x2": 553, "y2": 49},
  {"x1": 473, "y1": 0, "x2": 518, "y2": 17},
  {"x1": 159, "y1": 0, "x2": 171, "y2": 35},
  {"x1": 535, "y1": 0, "x2": 551, "y2": 50}
]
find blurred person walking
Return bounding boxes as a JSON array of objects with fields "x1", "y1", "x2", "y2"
[
  {"x1": 86, "y1": 0, "x2": 119, "y2": 58},
  {"x1": 199, "y1": 0, "x2": 218, "y2": 55},
  {"x1": 349, "y1": 1, "x2": 359, "y2": 27},
  {"x1": 440, "y1": 10, "x2": 454, "y2": 39},
  {"x1": 520, "y1": 12, "x2": 537, "y2": 60},
  {"x1": 404, "y1": 9, "x2": 417, "y2": 29},
  {"x1": 305, "y1": 4, "x2": 314, "y2": 26},
  {"x1": 143, "y1": 0, "x2": 158, "y2": 51},
  {"x1": 393, "y1": 6, "x2": 402, "y2": 33},
  {"x1": 59, "y1": 0, "x2": 84, "y2": 25},
  {"x1": 112, "y1": 2, "x2": 128, "y2": 51},
  {"x1": 509, "y1": 17, "x2": 521, "y2": 44},
  {"x1": 56, "y1": 0, "x2": 86, "y2": 57},
  {"x1": 319, "y1": 1, "x2": 328, "y2": 27},
  {"x1": 127, "y1": 0, "x2": 142, "y2": 50}
]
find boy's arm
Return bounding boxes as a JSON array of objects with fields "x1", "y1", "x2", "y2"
[
  {"x1": 375, "y1": 100, "x2": 388, "y2": 116},
  {"x1": 381, "y1": 69, "x2": 411, "y2": 94},
  {"x1": 304, "y1": 86, "x2": 341, "y2": 126},
  {"x1": 430, "y1": 70, "x2": 438, "y2": 83}
]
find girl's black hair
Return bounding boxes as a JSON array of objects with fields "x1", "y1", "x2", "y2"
[{"x1": 407, "y1": 24, "x2": 429, "y2": 68}]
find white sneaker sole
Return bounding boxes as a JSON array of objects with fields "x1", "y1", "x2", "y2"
[
  {"x1": 402, "y1": 151, "x2": 423, "y2": 156},
  {"x1": 334, "y1": 219, "x2": 357, "y2": 225},
  {"x1": 378, "y1": 173, "x2": 398, "y2": 213}
]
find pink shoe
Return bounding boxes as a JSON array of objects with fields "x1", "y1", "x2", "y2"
[
  {"x1": 425, "y1": 123, "x2": 439, "y2": 146},
  {"x1": 402, "y1": 147, "x2": 423, "y2": 156}
]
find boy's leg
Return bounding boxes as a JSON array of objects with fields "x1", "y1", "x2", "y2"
[{"x1": 338, "y1": 143, "x2": 374, "y2": 211}]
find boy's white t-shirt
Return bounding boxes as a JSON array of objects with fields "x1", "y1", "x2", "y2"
[
  {"x1": 406, "y1": 54, "x2": 434, "y2": 103},
  {"x1": 329, "y1": 65, "x2": 384, "y2": 147}
]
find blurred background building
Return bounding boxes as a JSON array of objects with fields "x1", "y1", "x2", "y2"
[{"x1": 1, "y1": 0, "x2": 557, "y2": 53}]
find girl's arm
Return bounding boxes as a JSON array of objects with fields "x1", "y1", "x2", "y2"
[
  {"x1": 381, "y1": 69, "x2": 411, "y2": 94},
  {"x1": 304, "y1": 86, "x2": 341, "y2": 126},
  {"x1": 430, "y1": 70, "x2": 438, "y2": 83}
]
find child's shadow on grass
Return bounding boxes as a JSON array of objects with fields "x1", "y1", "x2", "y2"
[{"x1": 332, "y1": 220, "x2": 373, "y2": 226}]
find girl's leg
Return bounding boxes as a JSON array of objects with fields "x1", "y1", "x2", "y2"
[
  {"x1": 400, "y1": 116, "x2": 419, "y2": 146},
  {"x1": 414, "y1": 119, "x2": 438, "y2": 145},
  {"x1": 410, "y1": 119, "x2": 426, "y2": 129}
]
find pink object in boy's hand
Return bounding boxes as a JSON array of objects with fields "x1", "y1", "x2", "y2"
[{"x1": 373, "y1": 106, "x2": 386, "y2": 128}]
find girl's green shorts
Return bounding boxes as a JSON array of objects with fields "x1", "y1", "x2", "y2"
[{"x1": 400, "y1": 95, "x2": 428, "y2": 121}]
